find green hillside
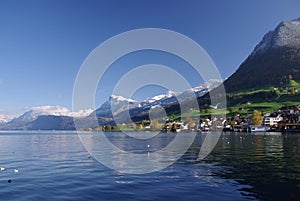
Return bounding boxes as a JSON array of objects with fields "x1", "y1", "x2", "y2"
[{"x1": 226, "y1": 79, "x2": 300, "y2": 115}]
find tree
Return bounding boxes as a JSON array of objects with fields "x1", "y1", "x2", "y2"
[
  {"x1": 184, "y1": 117, "x2": 193, "y2": 124},
  {"x1": 150, "y1": 121, "x2": 163, "y2": 131},
  {"x1": 104, "y1": 125, "x2": 112, "y2": 132},
  {"x1": 171, "y1": 123, "x2": 177, "y2": 133},
  {"x1": 290, "y1": 87, "x2": 296, "y2": 95},
  {"x1": 251, "y1": 110, "x2": 262, "y2": 125},
  {"x1": 188, "y1": 121, "x2": 196, "y2": 130},
  {"x1": 184, "y1": 117, "x2": 195, "y2": 130}
]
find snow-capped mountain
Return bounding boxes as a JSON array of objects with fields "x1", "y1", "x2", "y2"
[
  {"x1": 224, "y1": 17, "x2": 300, "y2": 92},
  {"x1": 15, "y1": 106, "x2": 70, "y2": 123},
  {"x1": 252, "y1": 18, "x2": 300, "y2": 56},
  {"x1": 110, "y1": 94, "x2": 137, "y2": 103},
  {"x1": 0, "y1": 111, "x2": 16, "y2": 125},
  {"x1": 92, "y1": 79, "x2": 222, "y2": 124},
  {"x1": 139, "y1": 80, "x2": 222, "y2": 110},
  {"x1": 144, "y1": 90, "x2": 177, "y2": 104},
  {"x1": 0, "y1": 106, "x2": 71, "y2": 129},
  {"x1": 94, "y1": 95, "x2": 140, "y2": 118},
  {"x1": 0, "y1": 106, "x2": 92, "y2": 130},
  {"x1": 70, "y1": 108, "x2": 94, "y2": 118},
  {"x1": 0, "y1": 114, "x2": 12, "y2": 124},
  {"x1": 0, "y1": 80, "x2": 222, "y2": 129},
  {"x1": 12, "y1": 106, "x2": 92, "y2": 123},
  {"x1": 0, "y1": 118, "x2": 9, "y2": 125}
]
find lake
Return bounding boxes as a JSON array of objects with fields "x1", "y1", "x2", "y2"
[{"x1": 0, "y1": 131, "x2": 299, "y2": 201}]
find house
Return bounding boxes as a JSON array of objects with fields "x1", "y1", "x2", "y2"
[{"x1": 263, "y1": 115, "x2": 283, "y2": 127}]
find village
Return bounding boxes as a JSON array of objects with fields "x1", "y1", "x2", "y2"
[{"x1": 92, "y1": 104, "x2": 300, "y2": 133}]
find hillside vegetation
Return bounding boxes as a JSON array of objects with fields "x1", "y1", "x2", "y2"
[{"x1": 226, "y1": 79, "x2": 300, "y2": 115}]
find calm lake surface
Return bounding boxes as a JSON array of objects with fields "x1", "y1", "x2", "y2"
[{"x1": 0, "y1": 131, "x2": 299, "y2": 201}]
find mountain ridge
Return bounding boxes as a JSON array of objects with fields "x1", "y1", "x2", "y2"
[
  {"x1": 91, "y1": 79, "x2": 222, "y2": 125},
  {"x1": 252, "y1": 18, "x2": 300, "y2": 56},
  {"x1": 224, "y1": 17, "x2": 300, "y2": 93},
  {"x1": 0, "y1": 80, "x2": 222, "y2": 130}
]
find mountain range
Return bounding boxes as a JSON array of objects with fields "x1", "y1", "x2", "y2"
[
  {"x1": 0, "y1": 106, "x2": 92, "y2": 130},
  {"x1": 0, "y1": 80, "x2": 221, "y2": 130},
  {"x1": 1, "y1": 17, "x2": 300, "y2": 130}
]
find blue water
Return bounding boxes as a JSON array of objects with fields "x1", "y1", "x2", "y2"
[{"x1": 0, "y1": 131, "x2": 299, "y2": 201}]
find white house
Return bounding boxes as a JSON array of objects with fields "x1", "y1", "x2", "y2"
[{"x1": 263, "y1": 115, "x2": 283, "y2": 127}]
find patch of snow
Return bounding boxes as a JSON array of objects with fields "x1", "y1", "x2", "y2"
[
  {"x1": 0, "y1": 111, "x2": 20, "y2": 124},
  {"x1": 30, "y1": 105, "x2": 70, "y2": 116},
  {"x1": 70, "y1": 108, "x2": 93, "y2": 118},
  {"x1": 252, "y1": 18, "x2": 300, "y2": 56},
  {"x1": 110, "y1": 95, "x2": 137, "y2": 103}
]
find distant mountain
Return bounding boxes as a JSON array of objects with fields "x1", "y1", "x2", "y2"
[
  {"x1": 0, "y1": 111, "x2": 15, "y2": 125},
  {"x1": 92, "y1": 80, "x2": 222, "y2": 124},
  {"x1": 94, "y1": 95, "x2": 140, "y2": 118},
  {"x1": 0, "y1": 106, "x2": 91, "y2": 130},
  {"x1": 224, "y1": 18, "x2": 300, "y2": 92},
  {"x1": 1, "y1": 106, "x2": 70, "y2": 129},
  {"x1": 0, "y1": 119, "x2": 8, "y2": 126},
  {"x1": 0, "y1": 118, "x2": 8, "y2": 126},
  {"x1": 27, "y1": 115, "x2": 75, "y2": 130},
  {"x1": 0, "y1": 80, "x2": 221, "y2": 130}
]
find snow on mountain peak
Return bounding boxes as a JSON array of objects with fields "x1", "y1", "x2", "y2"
[
  {"x1": 8, "y1": 105, "x2": 93, "y2": 125},
  {"x1": 253, "y1": 18, "x2": 300, "y2": 55},
  {"x1": 12, "y1": 106, "x2": 70, "y2": 123},
  {"x1": 0, "y1": 111, "x2": 17, "y2": 124},
  {"x1": 110, "y1": 95, "x2": 137, "y2": 103},
  {"x1": 29, "y1": 106, "x2": 70, "y2": 116},
  {"x1": 145, "y1": 90, "x2": 176, "y2": 103},
  {"x1": 28, "y1": 106, "x2": 93, "y2": 118},
  {"x1": 70, "y1": 108, "x2": 93, "y2": 118}
]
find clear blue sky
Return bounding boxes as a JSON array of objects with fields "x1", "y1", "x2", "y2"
[{"x1": 0, "y1": 0, "x2": 299, "y2": 114}]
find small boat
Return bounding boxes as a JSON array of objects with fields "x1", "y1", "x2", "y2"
[{"x1": 249, "y1": 125, "x2": 270, "y2": 132}]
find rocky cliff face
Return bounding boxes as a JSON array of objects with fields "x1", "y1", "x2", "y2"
[
  {"x1": 224, "y1": 18, "x2": 300, "y2": 92},
  {"x1": 252, "y1": 18, "x2": 300, "y2": 55}
]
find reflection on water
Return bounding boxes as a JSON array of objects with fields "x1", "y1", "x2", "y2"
[
  {"x1": 79, "y1": 132, "x2": 221, "y2": 174},
  {"x1": 0, "y1": 131, "x2": 299, "y2": 201},
  {"x1": 203, "y1": 132, "x2": 300, "y2": 201}
]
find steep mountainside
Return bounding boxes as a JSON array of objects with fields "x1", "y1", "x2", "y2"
[{"x1": 224, "y1": 18, "x2": 300, "y2": 92}]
